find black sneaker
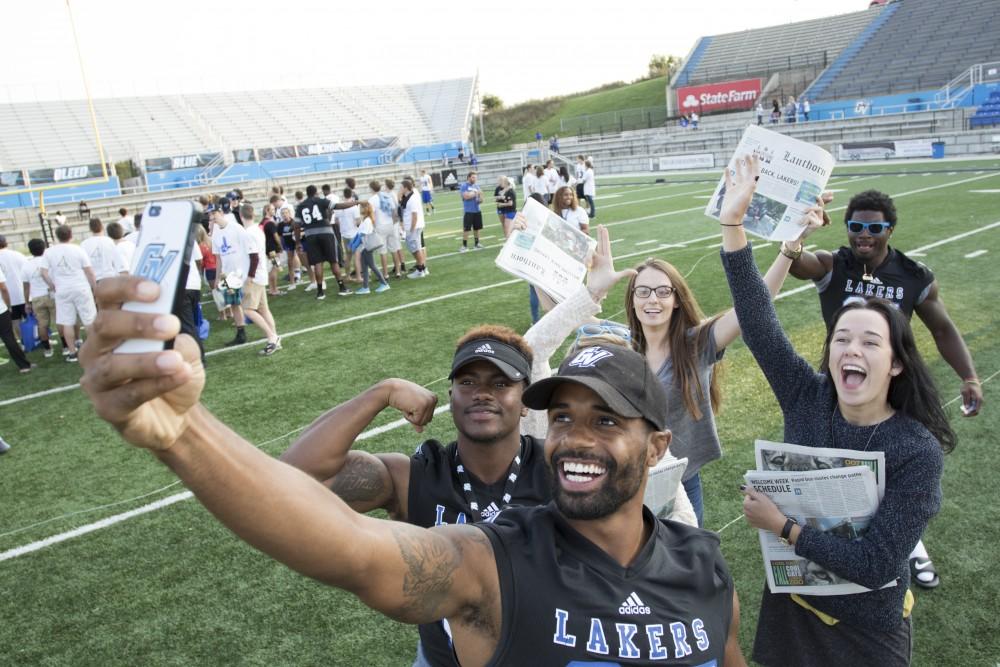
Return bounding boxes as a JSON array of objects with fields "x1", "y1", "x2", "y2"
[
  {"x1": 225, "y1": 332, "x2": 247, "y2": 347},
  {"x1": 66, "y1": 353, "x2": 78, "y2": 363},
  {"x1": 317, "y1": 288, "x2": 326, "y2": 300},
  {"x1": 337, "y1": 286, "x2": 352, "y2": 296}
]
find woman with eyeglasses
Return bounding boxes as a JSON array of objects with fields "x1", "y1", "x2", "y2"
[
  {"x1": 623, "y1": 207, "x2": 828, "y2": 525},
  {"x1": 719, "y1": 156, "x2": 953, "y2": 666}
]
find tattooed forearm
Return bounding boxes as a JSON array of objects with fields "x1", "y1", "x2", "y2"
[
  {"x1": 329, "y1": 455, "x2": 386, "y2": 503},
  {"x1": 391, "y1": 528, "x2": 463, "y2": 621}
]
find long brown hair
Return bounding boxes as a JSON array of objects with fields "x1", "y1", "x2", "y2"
[
  {"x1": 551, "y1": 185, "x2": 579, "y2": 212},
  {"x1": 625, "y1": 258, "x2": 722, "y2": 419}
]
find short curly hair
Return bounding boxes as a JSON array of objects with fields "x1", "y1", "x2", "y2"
[
  {"x1": 456, "y1": 325, "x2": 533, "y2": 366},
  {"x1": 845, "y1": 190, "x2": 897, "y2": 226}
]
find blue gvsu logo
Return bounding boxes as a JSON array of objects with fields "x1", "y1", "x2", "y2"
[{"x1": 134, "y1": 243, "x2": 179, "y2": 283}]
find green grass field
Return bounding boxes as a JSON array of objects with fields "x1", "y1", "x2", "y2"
[{"x1": 2, "y1": 160, "x2": 999, "y2": 665}]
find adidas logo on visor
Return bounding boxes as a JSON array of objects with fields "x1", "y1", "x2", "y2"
[{"x1": 474, "y1": 343, "x2": 495, "y2": 354}]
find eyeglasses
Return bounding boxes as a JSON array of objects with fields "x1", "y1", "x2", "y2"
[
  {"x1": 632, "y1": 285, "x2": 676, "y2": 299},
  {"x1": 846, "y1": 220, "x2": 892, "y2": 235},
  {"x1": 573, "y1": 321, "x2": 631, "y2": 347}
]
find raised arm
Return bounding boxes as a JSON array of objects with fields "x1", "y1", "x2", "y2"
[
  {"x1": 77, "y1": 277, "x2": 498, "y2": 643},
  {"x1": 280, "y1": 379, "x2": 438, "y2": 518}
]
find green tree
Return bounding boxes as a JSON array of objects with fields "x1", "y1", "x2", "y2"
[
  {"x1": 481, "y1": 94, "x2": 503, "y2": 113},
  {"x1": 647, "y1": 54, "x2": 681, "y2": 80}
]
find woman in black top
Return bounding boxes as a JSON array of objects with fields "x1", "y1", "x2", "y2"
[
  {"x1": 261, "y1": 204, "x2": 282, "y2": 296},
  {"x1": 494, "y1": 175, "x2": 517, "y2": 238}
]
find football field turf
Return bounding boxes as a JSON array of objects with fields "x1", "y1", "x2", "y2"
[{"x1": 2, "y1": 159, "x2": 999, "y2": 665}]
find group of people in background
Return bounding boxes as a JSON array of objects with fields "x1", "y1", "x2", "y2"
[{"x1": 758, "y1": 97, "x2": 812, "y2": 125}]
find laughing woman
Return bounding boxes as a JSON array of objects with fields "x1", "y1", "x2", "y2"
[{"x1": 720, "y1": 155, "x2": 953, "y2": 667}]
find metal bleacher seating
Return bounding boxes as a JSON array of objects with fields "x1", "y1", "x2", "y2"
[
  {"x1": 0, "y1": 77, "x2": 475, "y2": 171},
  {"x1": 970, "y1": 91, "x2": 1000, "y2": 127},
  {"x1": 676, "y1": 6, "x2": 882, "y2": 86},
  {"x1": 815, "y1": 0, "x2": 1000, "y2": 100}
]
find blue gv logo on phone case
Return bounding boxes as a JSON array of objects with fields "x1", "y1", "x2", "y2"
[{"x1": 135, "y1": 243, "x2": 179, "y2": 283}]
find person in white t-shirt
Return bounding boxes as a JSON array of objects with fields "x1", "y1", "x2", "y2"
[
  {"x1": 367, "y1": 180, "x2": 402, "y2": 280},
  {"x1": 552, "y1": 186, "x2": 591, "y2": 235},
  {"x1": 0, "y1": 235, "x2": 29, "y2": 338},
  {"x1": 240, "y1": 204, "x2": 280, "y2": 356},
  {"x1": 80, "y1": 218, "x2": 127, "y2": 281},
  {"x1": 39, "y1": 225, "x2": 97, "y2": 362},
  {"x1": 400, "y1": 179, "x2": 428, "y2": 278},
  {"x1": 0, "y1": 265, "x2": 34, "y2": 372},
  {"x1": 419, "y1": 169, "x2": 435, "y2": 215},
  {"x1": 106, "y1": 221, "x2": 136, "y2": 270},
  {"x1": 210, "y1": 205, "x2": 254, "y2": 348},
  {"x1": 543, "y1": 160, "x2": 560, "y2": 204},
  {"x1": 581, "y1": 159, "x2": 597, "y2": 219},
  {"x1": 116, "y1": 207, "x2": 135, "y2": 234},
  {"x1": 522, "y1": 165, "x2": 536, "y2": 204},
  {"x1": 22, "y1": 238, "x2": 57, "y2": 358},
  {"x1": 334, "y1": 187, "x2": 362, "y2": 282}
]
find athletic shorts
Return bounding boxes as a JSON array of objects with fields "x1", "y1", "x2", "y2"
[
  {"x1": 9, "y1": 304, "x2": 26, "y2": 320},
  {"x1": 421, "y1": 191, "x2": 432, "y2": 204},
  {"x1": 55, "y1": 289, "x2": 96, "y2": 327},
  {"x1": 305, "y1": 233, "x2": 338, "y2": 265},
  {"x1": 31, "y1": 295, "x2": 56, "y2": 330},
  {"x1": 242, "y1": 281, "x2": 267, "y2": 311},
  {"x1": 223, "y1": 287, "x2": 244, "y2": 307},
  {"x1": 463, "y1": 212, "x2": 483, "y2": 232},
  {"x1": 405, "y1": 230, "x2": 423, "y2": 254},
  {"x1": 281, "y1": 238, "x2": 296, "y2": 252},
  {"x1": 502, "y1": 210, "x2": 516, "y2": 220},
  {"x1": 376, "y1": 224, "x2": 401, "y2": 255},
  {"x1": 205, "y1": 268, "x2": 217, "y2": 283}
]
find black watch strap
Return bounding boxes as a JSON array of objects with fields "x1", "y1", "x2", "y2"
[{"x1": 780, "y1": 517, "x2": 797, "y2": 541}]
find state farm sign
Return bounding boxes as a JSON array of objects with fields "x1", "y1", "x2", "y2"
[{"x1": 676, "y1": 78, "x2": 762, "y2": 113}]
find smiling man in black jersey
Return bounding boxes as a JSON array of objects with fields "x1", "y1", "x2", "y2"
[{"x1": 79, "y1": 273, "x2": 745, "y2": 667}]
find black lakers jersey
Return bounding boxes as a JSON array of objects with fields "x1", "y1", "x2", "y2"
[
  {"x1": 817, "y1": 247, "x2": 933, "y2": 326},
  {"x1": 408, "y1": 436, "x2": 551, "y2": 666},
  {"x1": 477, "y1": 503, "x2": 734, "y2": 666}
]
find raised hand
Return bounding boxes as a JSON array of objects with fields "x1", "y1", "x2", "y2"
[
  {"x1": 385, "y1": 379, "x2": 439, "y2": 432},
  {"x1": 79, "y1": 277, "x2": 205, "y2": 451},
  {"x1": 718, "y1": 154, "x2": 761, "y2": 225},
  {"x1": 586, "y1": 225, "x2": 637, "y2": 302}
]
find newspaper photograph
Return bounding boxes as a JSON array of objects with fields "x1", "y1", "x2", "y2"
[
  {"x1": 745, "y1": 466, "x2": 895, "y2": 596},
  {"x1": 705, "y1": 125, "x2": 835, "y2": 241},
  {"x1": 754, "y1": 439, "x2": 886, "y2": 500},
  {"x1": 643, "y1": 457, "x2": 688, "y2": 520},
  {"x1": 495, "y1": 198, "x2": 597, "y2": 302}
]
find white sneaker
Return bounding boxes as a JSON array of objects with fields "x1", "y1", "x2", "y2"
[
  {"x1": 407, "y1": 269, "x2": 426, "y2": 279},
  {"x1": 459, "y1": 246, "x2": 468, "y2": 253},
  {"x1": 305, "y1": 282, "x2": 318, "y2": 292},
  {"x1": 43, "y1": 347, "x2": 54, "y2": 358}
]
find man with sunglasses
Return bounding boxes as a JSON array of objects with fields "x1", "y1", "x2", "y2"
[{"x1": 784, "y1": 189, "x2": 982, "y2": 590}]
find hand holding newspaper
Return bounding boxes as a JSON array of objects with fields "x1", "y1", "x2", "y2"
[
  {"x1": 705, "y1": 125, "x2": 835, "y2": 241},
  {"x1": 495, "y1": 198, "x2": 597, "y2": 302},
  {"x1": 747, "y1": 440, "x2": 894, "y2": 596},
  {"x1": 642, "y1": 456, "x2": 688, "y2": 520}
]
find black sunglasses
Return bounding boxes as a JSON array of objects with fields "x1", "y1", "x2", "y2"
[{"x1": 846, "y1": 220, "x2": 892, "y2": 235}]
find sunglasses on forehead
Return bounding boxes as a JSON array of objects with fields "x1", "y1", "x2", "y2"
[
  {"x1": 573, "y1": 321, "x2": 631, "y2": 347},
  {"x1": 846, "y1": 220, "x2": 893, "y2": 235}
]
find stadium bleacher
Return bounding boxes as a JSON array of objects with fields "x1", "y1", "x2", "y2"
[
  {"x1": 811, "y1": 0, "x2": 1000, "y2": 100},
  {"x1": 970, "y1": 90, "x2": 1000, "y2": 127}
]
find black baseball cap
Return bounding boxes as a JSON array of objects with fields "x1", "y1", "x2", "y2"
[
  {"x1": 449, "y1": 338, "x2": 531, "y2": 383},
  {"x1": 522, "y1": 344, "x2": 668, "y2": 431}
]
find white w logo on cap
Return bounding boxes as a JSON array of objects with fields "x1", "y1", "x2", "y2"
[{"x1": 569, "y1": 347, "x2": 613, "y2": 368}]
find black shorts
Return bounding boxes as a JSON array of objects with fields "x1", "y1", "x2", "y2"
[
  {"x1": 305, "y1": 234, "x2": 339, "y2": 265},
  {"x1": 575, "y1": 183, "x2": 585, "y2": 198},
  {"x1": 281, "y1": 237, "x2": 296, "y2": 252},
  {"x1": 10, "y1": 304, "x2": 26, "y2": 320},
  {"x1": 463, "y1": 212, "x2": 483, "y2": 232}
]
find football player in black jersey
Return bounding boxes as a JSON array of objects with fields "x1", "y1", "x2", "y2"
[
  {"x1": 79, "y1": 270, "x2": 745, "y2": 666},
  {"x1": 295, "y1": 184, "x2": 357, "y2": 299},
  {"x1": 784, "y1": 189, "x2": 981, "y2": 590}
]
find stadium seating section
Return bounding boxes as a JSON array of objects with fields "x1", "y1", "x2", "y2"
[
  {"x1": 970, "y1": 91, "x2": 1000, "y2": 127},
  {"x1": 0, "y1": 78, "x2": 475, "y2": 171}
]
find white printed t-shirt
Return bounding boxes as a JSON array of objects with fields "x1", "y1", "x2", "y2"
[
  {"x1": 22, "y1": 256, "x2": 51, "y2": 299},
  {"x1": 334, "y1": 205, "x2": 360, "y2": 239},
  {"x1": 212, "y1": 223, "x2": 251, "y2": 280},
  {"x1": 81, "y1": 235, "x2": 125, "y2": 280},
  {"x1": 186, "y1": 241, "x2": 203, "y2": 292},
  {"x1": 245, "y1": 225, "x2": 268, "y2": 287},
  {"x1": 43, "y1": 243, "x2": 92, "y2": 294},
  {"x1": 403, "y1": 192, "x2": 426, "y2": 236},
  {"x1": 0, "y1": 248, "x2": 28, "y2": 305}
]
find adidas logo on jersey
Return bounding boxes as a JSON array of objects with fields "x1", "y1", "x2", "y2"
[
  {"x1": 618, "y1": 592, "x2": 651, "y2": 615},
  {"x1": 474, "y1": 343, "x2": 495, "y2": 355},
  {"x1": 480, "y1": 501, "x2": 501, "y2": 521}
]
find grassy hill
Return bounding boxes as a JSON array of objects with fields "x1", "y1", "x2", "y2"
[{"x1": 481, "y1": 76, "x2": 668, "y2": 152}]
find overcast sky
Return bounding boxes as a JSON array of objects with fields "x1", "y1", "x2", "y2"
[{"x1": 5, "y1": 0, "x2": 870, "y2": 106}]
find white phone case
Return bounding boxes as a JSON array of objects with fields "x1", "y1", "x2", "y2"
[{"x1": 115, "y1": 201, "x2": 197, "y2": 354}]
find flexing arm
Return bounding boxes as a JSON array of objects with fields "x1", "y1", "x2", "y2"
[
  {"x1": 280, "y1": 379, "x2": 437, "y2": 517},
  {"x1": 788, "y1": 248, "x2": 833, "y2": 281},
  {"x1": 914, "y1": 282, "x2": 983, "y2": 416},
  {"x1": 77, "y1": 276, "x2": 498, "y2": 637}
]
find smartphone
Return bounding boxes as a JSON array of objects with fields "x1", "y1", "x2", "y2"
[
  {"x1": 961, "y1": 400, "x2": 978, "y2": 416},
  {"x1": 115, "y1": 201, "x2": 198, "y2": 354}
]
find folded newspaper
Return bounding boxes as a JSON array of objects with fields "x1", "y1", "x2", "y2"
[
  {"x1": 705, "y1": 125, "x2": 835, "y2": 241},
  {"x1": 643, "y1": 456, "x2": 688, "y2": 520},
  {"x1": 495, "y1": 198, "x2": 597, "y2": 302},
  {"x1": 747, "y1": 440, "x2": 894, "y2": 596}
]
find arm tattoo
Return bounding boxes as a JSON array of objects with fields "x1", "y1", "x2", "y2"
[
  {"x1": 392, "y1": 529, "x2": 464, "y2": 621},
  {"x1": 329, "y1": 455, "x2": 386, "y2": 503}
]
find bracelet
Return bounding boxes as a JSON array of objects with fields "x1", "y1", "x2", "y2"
[
  {"x1": 779, "y1": 241, "x2": 803, "y2": 260},
  {"x1": 719, "y1": 222, "x2": 743, "y2": 227},
  {"x1": 963, "y1": 378, "x2": 981, "y2": 385}
]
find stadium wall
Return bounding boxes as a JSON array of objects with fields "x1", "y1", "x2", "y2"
[
  {"x1": 810, "y1": 83, "x2": 1000, "y2": 121},
  {"x1": 0, "y1": 177, "x2": 122, "y2": 210}
]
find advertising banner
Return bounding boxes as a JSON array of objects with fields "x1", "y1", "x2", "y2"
[{"x1": 676, "y1": 78, "x2": 762, "y2": 113}]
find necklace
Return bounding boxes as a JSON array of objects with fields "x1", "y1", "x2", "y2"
[
  {"x1": 453, "y1": 438, "x2": 525, "y2": 522},
  {"x1": 862, "y1": 263, "x2": 874, "y2": 282},
  {"x1": 831, "y1": 409, "x2": 889, "y2": 451}
]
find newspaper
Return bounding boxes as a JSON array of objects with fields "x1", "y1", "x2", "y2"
[
  {"x1": 643, "y1": 456, "x2": 688, "y2": 520},
  {"x1": 705, "y1": 125, "x2": 835, "y2": 241},
  {"x1": 495, "y1": 198, "x2": 597, "y2": 302},
  {"x1": 754, "y1": 439, "x2": 885, "y2": 500},
  {"x1": 745, "y1": 466, "x2": 894, "y2": 596}
]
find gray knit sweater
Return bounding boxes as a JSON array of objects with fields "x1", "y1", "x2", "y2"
[{"x1": 721, "y1": 244, "x2": 944, "y2": 631}]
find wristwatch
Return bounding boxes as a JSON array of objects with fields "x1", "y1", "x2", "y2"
[
  {"x1": 779, "y1": 517, "x2": 798, "y2": 546},
  {"x1": 779, "y1": 241, "x2": 803, "y2": 260}
]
